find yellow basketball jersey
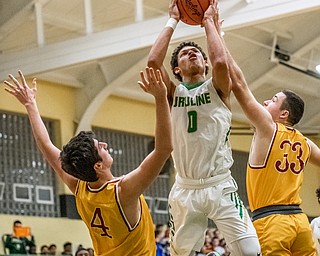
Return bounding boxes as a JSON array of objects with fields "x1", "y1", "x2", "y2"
[
  {"x1": 75, "y1": 178, "x2": 156, "y2": 256},
  {"x1": 247, "y1": 123, "x2": 310, "y2": 211}
]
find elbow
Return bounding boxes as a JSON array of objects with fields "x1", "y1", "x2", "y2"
[
  {"x1": 154, "y1": 145, "x2": 173, "y2": 164},
  {"x1": 214, "y1": 56, "x2": 229, "y2": 69},
  {"x1": 214, "y1": 60, "x2": 230, "y2": 77},
  {"x1": 163, "y1": 144, "x2": 173, "y2": 159},
  {"x1": 164, "y1": 144, "x2": 173, "y2": 157}
]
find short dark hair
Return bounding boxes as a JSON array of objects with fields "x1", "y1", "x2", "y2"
[
  {"x1": 63, "y1": 242, "x2": 72, "y2": 248},
  {"x1": 75, "y1": 248, "x2": 89, "y2": 256},
  {"x1": 170, "y1": 41, "x2": 208, "y2": 82},
  {"x1": 281, "y1": 89, "x2": 304, "y2": 126},
  {"x1": 40, "y1": 245, "x2": 48, "y2": 250},
  {"x1": 48, "y1": 244, "x2": 56, "y2": 249},
  {"x1": 60, "y1": 131, "x2": 101, "y2": 182},
  {"x1": 13, "y1": 220, "x2": 22, "y2": 227}
]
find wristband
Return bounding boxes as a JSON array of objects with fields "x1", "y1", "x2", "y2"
[{"x1": 165, "y1": 18, "x2": 178, "y2": 30}]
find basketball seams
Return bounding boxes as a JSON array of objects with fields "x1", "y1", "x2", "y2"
[
  {"x1": 177, "y1": 0, "x2": 210, "y2": 26},
  {"x1": 198, "y1": 0, "x2": 208, "y2": 13},
  {"x1": 177, "y1": 0, "x2": 199, "y2": 25}
]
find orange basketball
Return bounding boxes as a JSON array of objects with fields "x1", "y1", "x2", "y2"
[{"x1": 177, "y1": 0, "x2": 210, "y2": 26}]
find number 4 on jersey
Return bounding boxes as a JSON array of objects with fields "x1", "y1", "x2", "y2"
[{"x1": 91, "y1": 208, "x2": 112, "y2": 238}]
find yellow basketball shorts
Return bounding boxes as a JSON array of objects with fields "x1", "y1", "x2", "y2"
[{"x1": 254, "y1": 213, "x2": 316, "y2": 256}]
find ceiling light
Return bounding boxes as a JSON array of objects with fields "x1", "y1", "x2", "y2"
[{"x1": 316, "y1": 64, "x2": 320, "y2": 73}]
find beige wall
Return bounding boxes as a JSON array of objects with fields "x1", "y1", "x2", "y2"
[
  {"x1": 92, "y1": 96, "x2": 156, "y2": 136},
  {"x1": 0, "y1": 79, "x2": 75, "y2": 147},
  {"x1": 0, "y1": 80, "x2": 320, "y2": 253}
]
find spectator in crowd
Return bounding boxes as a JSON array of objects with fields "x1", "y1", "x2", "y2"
[
  {"x1": 219, "y1": 239, "x2": 230, "y2": 256},
  {"x1": 199, "y1": 238, "x2": 214, "y2": 255},
  {"x1": 40, "y1": 245, "x2": 49, "y2": 255},
  {"x1": 155, "y1": 224, "x2": 170, "y2": 256},
  {"x1": 86, "y1": 248, "x2": 94, "y2": 256},
  {"x1": 212, "y1": 229, "x2": 224, "y2": 241},
  {"x1": 48, "y1": 244, "x2": 57, "y2": 255},
  {"x1": 28, "y1": 245, "x2": 37, "y2": 255},
  {"x1": 75, "y1": 248, "x2": 90, "y2": 256},
  {"x1": 211, "y1": 237, "x2": 225, "y2": 255},
  {"x1": 197, "y1": 228, "x2": 230, "y2": 256},
  {"x1": 62, "y1": 242, "x2": 73, "y2": 256},
  {"x1": 4, "y1": 220, "x2": 35, "y2": 255}
]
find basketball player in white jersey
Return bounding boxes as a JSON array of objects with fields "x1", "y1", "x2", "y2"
[{"x1": 147, "y1": 0, "x2": 260, "y2": 255}]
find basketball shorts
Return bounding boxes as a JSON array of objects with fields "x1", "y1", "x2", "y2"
[
  {"x1": 168, "y1": 176, "x2": 258, "y2": 256},
  {"x1": 254, "y1": 213, "x2": 316, "y2": 256}
]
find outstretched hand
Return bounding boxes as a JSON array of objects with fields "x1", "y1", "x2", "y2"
[
  {"x1": 138, "y1": 67, "x2": 167, "y2": 99},
  {"x1": 4, "y1": 70, "x2": 37, "y2": 106}
]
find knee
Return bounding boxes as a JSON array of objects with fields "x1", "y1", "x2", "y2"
[
  {"x1": 230, "y1": 237, "x2": 261, "y2": 256},
  {"x1": 241, "y1": 246, "x2": 261, "y2": 256}
]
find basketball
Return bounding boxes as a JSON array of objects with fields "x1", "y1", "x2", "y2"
[{"x1": 177, "y1": 0, "x2": 210, "y2": 26}]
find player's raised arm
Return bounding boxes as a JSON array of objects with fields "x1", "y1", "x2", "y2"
[
  {"x1": 3, "y1": 70, "x2": 78, "y2": 193},
  {"x1": 203, "y1": 0, "x2": 231, "y2": 107},
  {"x1": 119, "y1": 67, "x2": 172, "y2": 205},
  {"x1": 227, "y1": 51, "x2": 274, "y2": 136},
  {"x1": 209, "y1": 4, "x2": 274, "y2": 134},
  {"x1": 147, "y1": 0, "x2": 180, "y2": 101}
]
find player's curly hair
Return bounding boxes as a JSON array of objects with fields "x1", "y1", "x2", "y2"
[
  {"x1": 281, "y1": 89, "x2": 304, "y2": 126},
  {"x1": 60, "y1": 131, "x2": 101, "y2": 182},
  {"x1": 170, "y1": 41, "x2": 209, "y2": 82}
]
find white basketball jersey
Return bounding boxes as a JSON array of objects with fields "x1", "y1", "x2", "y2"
[{"x1": 171, "y1": 78, "x2": 233, "y2": 179}]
